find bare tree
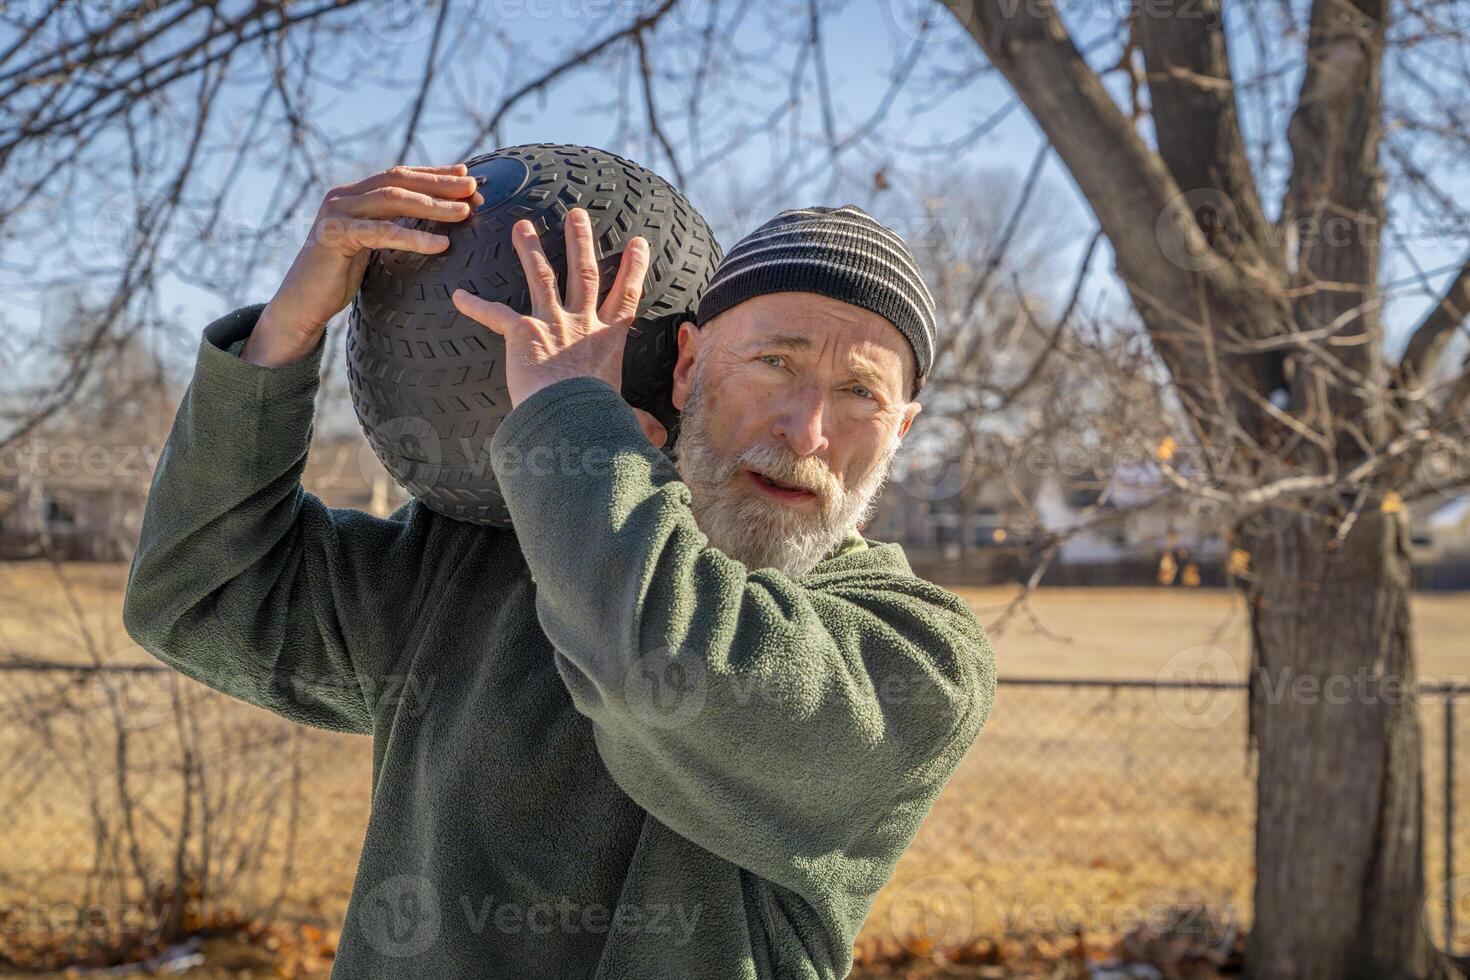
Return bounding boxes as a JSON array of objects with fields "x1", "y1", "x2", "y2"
[
  {"x1": 937, "y1": 0, "x2": 1470, "y2": 976},
  {"x1": 0, "y1": 565, "x2": 310, "y2": 970}
]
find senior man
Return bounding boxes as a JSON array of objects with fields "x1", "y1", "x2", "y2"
[{"x1": 123, "y1": 163, "x2": 996, "y2": 979}]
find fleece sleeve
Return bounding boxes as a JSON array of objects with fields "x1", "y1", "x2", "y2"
[
  {"x1": 488, "y1": 375, "x2": 996, "y2": 902},
  {"x1": 122, "y1": 304, "x2": 430, "y2": 735}
]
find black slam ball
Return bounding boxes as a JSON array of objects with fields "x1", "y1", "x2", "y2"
[{"x1": 346, "y1": 143, "x2": 724, "y2": 527}]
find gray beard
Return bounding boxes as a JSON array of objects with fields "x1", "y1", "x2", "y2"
[{"x1": 670, "y1": 361, "x2": 902, "y2": 578}]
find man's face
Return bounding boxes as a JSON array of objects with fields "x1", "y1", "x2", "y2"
[{"x1": 667, "y1": 291, "x2": 923, "y2": 577}]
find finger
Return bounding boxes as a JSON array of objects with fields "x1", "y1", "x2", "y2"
[
  {"x1": 633, "y1": 408, "x2": 668, "y2": 449},
  {"x1": 340, "y1": 186, "x2": 473, "y2": 223},
  {"x1": 319, "y1": 216, "x2": 449, "y2": 255},
  {"x1": 344, "y1": 166, "x2": 478, "y2": 201},
  {"x1": 402, "y1": 163, "x2": 469, "y2": 174},
  {"x1": 598, "y1": 236, "x2": 650, "y2": 326},
  {"x1": 563, "y1": 207, "x2": 600, "y2": 315},
  {"x1": 452, "y1": 288, "x2": 519, "y2": 336},
  {"x1": 511, "y1": 219, "x2": 561, "y2": 318}
]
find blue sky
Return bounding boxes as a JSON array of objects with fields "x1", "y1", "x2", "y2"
[{"x1": 5, "y1": 0, "x2": 1466, "y2": 382}]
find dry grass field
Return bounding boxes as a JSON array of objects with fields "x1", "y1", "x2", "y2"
[{"x1": 2, "y1": 561, "x2": 1466, "y2": 976}]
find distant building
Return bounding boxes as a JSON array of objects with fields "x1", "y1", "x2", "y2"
[
  {"x1": 0, "y1": 336, "x2": 180, "y2": 559},
  {"x1": 869, "y1": 460, "x2": 1225, "y2": 564},
  {"x1": 0, "y1": 323, "x2": 409, "y2": 565},
  {"x1": 1410, "y1": 494, "x2": 1470, "y2": 563},
  {"x1": 1, "y1": 427, "x2": 410, "y2": 560}
]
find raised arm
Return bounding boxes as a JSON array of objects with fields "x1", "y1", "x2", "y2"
[
  {"x1": 451, "y1": 205, "x2": 996, "y2": 964},
  {"x1": 123, "y1": 164, "x2": 482, "y2": 732},
  {"x1": 485, "y1": 375, "x2": 996, "y2": 904},
  {"x1": 126, "y1": 308, "x2": 395, "y2": 730}
]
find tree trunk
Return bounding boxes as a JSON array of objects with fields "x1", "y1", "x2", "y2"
[
  {"x1": 1243, "y1": 508, "x2": 1454, "y2": 980},
  {"x1": 938, "y1": 3, "x2": 1469, "y2": 974}
]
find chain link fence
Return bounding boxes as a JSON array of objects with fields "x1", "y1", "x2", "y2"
[
  {"x1": 870, "y1": 678, "x2": 1468, "y2": 960},
  {"x1": 1, "y1": 665, "x2": 1466, "y2": 969}
]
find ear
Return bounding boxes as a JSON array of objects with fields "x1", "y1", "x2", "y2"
[
  {"x1": 670, "y1": 320, "x2": 700, "y2": 412},
  {"x1": 896, "y1": 400, "x2": 921, "y2": 440}
]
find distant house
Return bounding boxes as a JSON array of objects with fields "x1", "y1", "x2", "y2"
[
  {"x1": 0, "y1": 339, "x2": 180, "y2": 559},
  {"x1": 869, "y1": 458, "x2": 1225, "y2": 564},
  {"x1": 0, "y1": 327, "x2": 410, "y2": 560},
  {"x1": 1, "y1": 426, "x2": 411, "y2": 560},
  {"x1": 865, "y1": 473, "x2": 1031, "y2": 554},
  {"x1": 1029, "y1": 466, "x2": 1129, "y2": 564},
  {"x1": 1, "y1": 460, "x2": 156, "y2": 560},
  {"x1": 1031, "y1": 463, "x2": 1226, "y2": 566},
  {"x1": 1410, "y1": 494, "x2": 1470, "y2": 563}
]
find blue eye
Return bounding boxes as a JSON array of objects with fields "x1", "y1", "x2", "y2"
[
  {"x1": 759, "y1": 354, "x2": 783, "y2": 368},
  {"x1": 852, "y1": 384, "x2": 875, "y2": 400}
]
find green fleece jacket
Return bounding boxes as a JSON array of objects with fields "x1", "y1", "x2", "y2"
[{"x1": 121, "y1": 304, "x2": 997, "y2": 979}]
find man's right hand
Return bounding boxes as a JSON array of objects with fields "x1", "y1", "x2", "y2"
[{"x1": 243, "y1": 163, "x2": 480, "y2": 368}]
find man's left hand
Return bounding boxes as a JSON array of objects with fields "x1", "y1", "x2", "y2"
[{"x1": 451, "y1": 206, "x2": 667, "y2": 448}]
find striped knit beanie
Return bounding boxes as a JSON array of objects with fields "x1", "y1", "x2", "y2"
[{"x1": 694, "y1": 205, "x2": 936, "y2": 396}]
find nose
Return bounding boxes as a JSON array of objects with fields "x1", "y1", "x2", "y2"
[{"x1": 771, "y1": 383, "x2": 830, "y2": 459}]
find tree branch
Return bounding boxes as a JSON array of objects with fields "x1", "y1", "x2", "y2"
[
  {"x1": 938, "y1": 0, "x2": 1189, "y2": 311},
  {"x1": 1395, "y1": 251, "x2": 1470, "y2": 389},
  {"x1": 938, "y1": 0, "x2": 1293, "y2": 412},
  {"x1": 1135, "y1": 0, "x2": 1283, "y2": 274},
  {"x1": 1282, "y1": 0, "x2": 1388, "y2": 316}
]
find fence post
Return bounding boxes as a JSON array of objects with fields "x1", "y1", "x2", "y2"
[{"x1": 1446, "y1": 695, "x2": 1456, "y2": 954}]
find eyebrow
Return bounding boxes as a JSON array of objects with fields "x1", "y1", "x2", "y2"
[{"x1": 746, "y1": 333, "x2": 895, "y2": 393}]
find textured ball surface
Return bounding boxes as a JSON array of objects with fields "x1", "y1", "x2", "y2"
[{"x1": 347, "y1": 143, "x2": 724, "y2": 526}]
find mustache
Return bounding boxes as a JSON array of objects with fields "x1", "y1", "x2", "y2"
[{"x1": 722, "y1": 442, "x2": 841, "y2": 501}]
